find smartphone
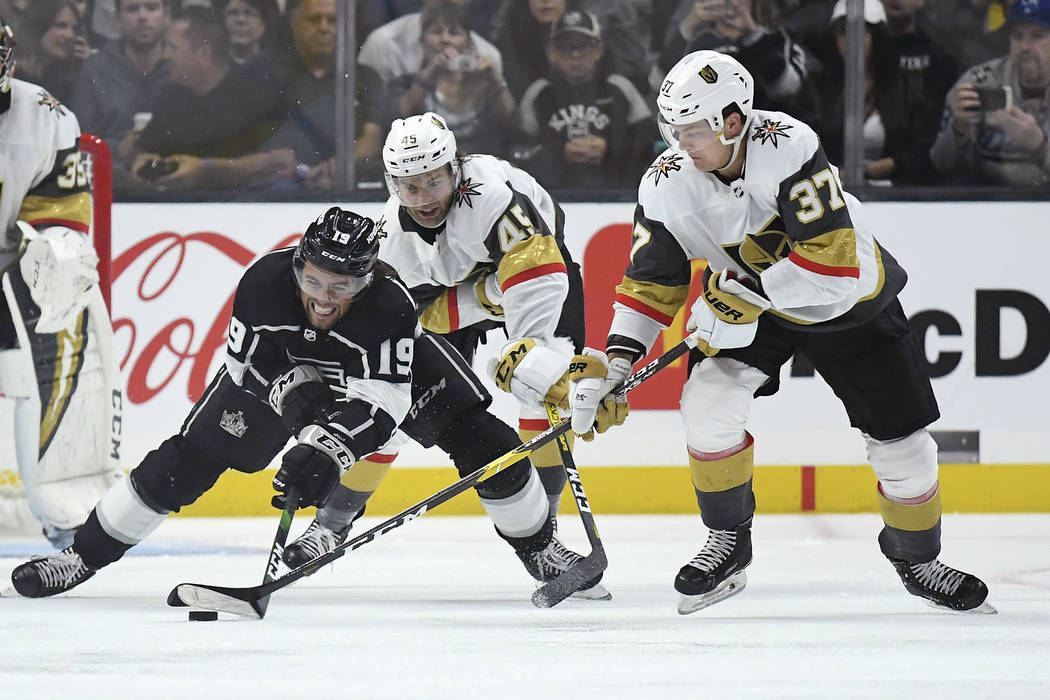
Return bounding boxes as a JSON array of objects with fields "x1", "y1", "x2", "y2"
[
  {"x1": 447, "y1": 53, "x2": 478, "y2": 72},
  {"x1": 973, "y1": 85, "x2": 1012, "y2": 112}
]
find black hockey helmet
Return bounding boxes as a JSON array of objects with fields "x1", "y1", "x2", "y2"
[
  {"x1": 293, "y1": 207, "x2": 381, "y2": 301},
  {"x1": 1, "y1": 19, "x2": 15, "y2": 94}
]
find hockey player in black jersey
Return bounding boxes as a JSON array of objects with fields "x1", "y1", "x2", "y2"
[
  {"x1": 10, "y1": 207, "x2": 599, "y2": 598},
  {"x1": 569, "y1": 51, "x2": 993, "y2": 615}
]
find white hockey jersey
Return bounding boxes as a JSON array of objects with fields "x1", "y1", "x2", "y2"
[
  {"x1": 608, "y1": 109, "x2": 907, "y2": 358},
  {"x1": 0, "y1": 78, "x2": 91, "y2": 258},
  {"x1": 379, "y1": 154, "x2": 571, "y2": 346}
]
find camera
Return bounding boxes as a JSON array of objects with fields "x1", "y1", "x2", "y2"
[
  {"x1": 447, "y1": 53, "x2": 478, "y2": 72},
  {"x1": 136, "y1": 156, "x2": 179, "y2": 182},
  {"x1": 973, "y1": 85, "x2": 1011, "y2": 112}
]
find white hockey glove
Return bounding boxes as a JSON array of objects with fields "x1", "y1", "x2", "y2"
[
  {"x1": 17, "y1": 221, "x2": 99, "y2": 334},
  {"x1": 687, "y1": 269, "x2": 771, "y2": 357},
  {"x1": 568, "y1": 349, "x2": 631, "y2": 441},
  {"x1": 488, "y1": 338, "x2": 570, "y2": 408}
]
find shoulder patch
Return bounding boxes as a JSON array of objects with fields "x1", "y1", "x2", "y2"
[
  {"x1": 454, "y1": 176, "x2": 482, "y2": 209},
  {"x1": 646, "y1": 153, "x2": 684, "y2": 185},
  {"x1": 751, "y1": 118, "x2": 793, "y2": 147},
  {"x1": 36, "y1": 89, "x2": 66, "y2": 115}
]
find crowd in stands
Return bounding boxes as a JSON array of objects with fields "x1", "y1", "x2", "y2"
[{"x1": 2, "y1": 0, "x2": 1049, "y2": 196}]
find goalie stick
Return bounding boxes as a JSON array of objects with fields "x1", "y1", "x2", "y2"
[
  {"x1": 530, "y1": 402, "x2": 607, "y2": 608},
  {"x1": 166, "y1": 330, "x2": 702, "y2": 618}
]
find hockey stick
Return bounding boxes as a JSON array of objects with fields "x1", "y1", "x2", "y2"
[
  {"x1": 167, "y1": 330, "x2": 702, "y2": 618},
  {"x1": 166, "y1": 485, "x2": 299, "y2": 618},
  {"x1": 530, "y1": 402, "x2": 608, "y2": 608}
]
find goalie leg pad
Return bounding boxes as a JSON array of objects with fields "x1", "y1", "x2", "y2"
[
  {"x1": 681, "y1": 357, "x2": 767, "y2": 453},
  {"x1": 2, "y1": 264, "x2": 122, "y2": 533}
]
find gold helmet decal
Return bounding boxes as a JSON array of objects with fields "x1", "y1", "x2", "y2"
[
  {"x1": 430, "y1": 115, "x2": 447, "y2": 129},
  {"x1": 699, "y1": 64, "x2": 718, "y2": 84}
]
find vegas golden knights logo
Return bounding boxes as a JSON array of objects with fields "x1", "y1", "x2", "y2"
[{"x1": 699, "y1": 65, "x2": 718, "y2": 84}]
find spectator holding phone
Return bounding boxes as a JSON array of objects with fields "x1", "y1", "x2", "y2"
[
  {"x1": 931, "y1": 0, "x2": 1050, "y2": 185},
  {"x1": 392, "y1": 1, "x2": 514, "y2": 155}
]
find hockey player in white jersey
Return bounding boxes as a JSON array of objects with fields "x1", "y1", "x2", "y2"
[
  {"x1": 0, "y1": 20, "x2": 122, "y2": 548},
  {"x1": 569, "y1": 50, "x2": 994, "y2": 614},
  {"x1": 280, "y1": 112, "x2": 613, "y2": 600}
]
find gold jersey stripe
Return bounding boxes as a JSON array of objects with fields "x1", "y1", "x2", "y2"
[
  {"x1": 790, "y1": 228, "x2": 860, "y2": 273},
  {"x1": 19, "y1": 191, "x2": 92, "y2": 231},
  {"x1": 614, "y1": 276, "x2": 690, "y2": 325},
  {"x1": 497, "y1": 235, "x2": 565, "y2": 290},
  {"x1": 767, "y1": 241, "x2": 887, "y2": 325},
  {"x1": 39, "y1": 311, "x2": 87, "y2": 453},
  {"x1": 419, "y1": 288, "x2": 456, "y2": 334},
  {"x1": 878, "y1": 487, "x2": 942, "y2": 532}
]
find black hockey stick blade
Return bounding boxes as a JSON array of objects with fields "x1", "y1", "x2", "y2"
[
  {"x1": 530, "y1": 403, "x2": 608, "y2": 608},
  {"x1": 531, "y1": 549, "x2": 608, "y2": 608}
]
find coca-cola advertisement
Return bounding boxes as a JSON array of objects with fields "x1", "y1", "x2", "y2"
[{"x1": 110, "y1": 201, "x2": 1050, "y2": 471}]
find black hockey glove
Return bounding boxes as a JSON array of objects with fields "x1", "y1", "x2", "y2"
[
  {"x1": 271, "y1": 425, "x2": 355, "y2": 509},
  {"x1": 272, "y1": 444, "x2": 340, "y2": 509},
  {"x1": 268, "y1": 365, "x2": 336, "y2": 436}
]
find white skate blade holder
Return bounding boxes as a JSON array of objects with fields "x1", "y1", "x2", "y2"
[
  {"x1": 677, "y1": 570, "x2": 748, "y2": 615},
  {"x1": 925, "y1": 598, "x2": 998, "y2": 615}
]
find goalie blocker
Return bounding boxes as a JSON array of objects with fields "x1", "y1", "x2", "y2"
[{"x1": 1, "y1": 251, "x2": 122, "y2": 547}]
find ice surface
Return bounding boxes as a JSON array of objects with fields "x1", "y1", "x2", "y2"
[{"x1": 2, "y1": 513, "x2": 1048, "y2": 699}]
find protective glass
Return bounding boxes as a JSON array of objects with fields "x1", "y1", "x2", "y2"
[
  {"x1": 384, "y1": 166, "x2": 456, "y2": 208},
  {"x1": 294, "y1": 264, "x2": 372, "y2": 303},
  {"x1": 658, "y1": 114, "x2": 723, "y2": 154}
]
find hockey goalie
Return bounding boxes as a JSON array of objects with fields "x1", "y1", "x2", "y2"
[{"x1": 0, "y1": 21, "x2": 122, "y2": 548}]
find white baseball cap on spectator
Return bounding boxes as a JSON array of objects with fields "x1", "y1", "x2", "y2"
[{"x1": 831, "y1": 0, "x2": 888, "y2": 24}]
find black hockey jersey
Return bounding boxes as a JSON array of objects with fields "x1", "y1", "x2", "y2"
[{"x1": 224, "y1": 249, "x2": 420, "y2": 457}]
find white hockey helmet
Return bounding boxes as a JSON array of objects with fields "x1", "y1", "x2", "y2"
[
  {"x1": 656, "y1": 51, "x2": 754, "y2": 161},
  {"x1": 383, "y1": 112, "x2": 459, "y2": 179}
]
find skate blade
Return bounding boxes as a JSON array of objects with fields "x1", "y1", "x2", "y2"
[
  {"x1": 570, "y1": 582, "x2": 612, "y2": 601},
  {"x1": 677, "y1": 571, "x2": 747, "y2": 615},
  {"x1": 926, "y1": 598, "x2": 998, "y2": 615}
]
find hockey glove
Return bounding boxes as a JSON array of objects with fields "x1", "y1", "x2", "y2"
[
  {"x1": 568, "y1": 349, "x2": 631, "y2": 441},
  {"x1": 17, "y1": 221, "x2": 99, "y2": 333},
  {"x1": 687, "y1": 268, "x2": 771, "y2": 356},
  {"x1": 272, "y1": 425, "x2": 355, "y2": 509},
  {"x1": 268, "y1": 365, "x2": 336, "y2": 435},
  {"x1": 488, "y1": 338, "x2": 570, "y2": 409}
]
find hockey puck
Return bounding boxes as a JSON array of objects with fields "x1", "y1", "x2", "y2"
[{"x1": 188, "y1": 610, "x2": 218, "y2": 621}]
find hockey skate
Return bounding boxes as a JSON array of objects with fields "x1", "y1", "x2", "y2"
[
  {"x1": 10, "y1": 547, "x2": 98, "y2": 597},
  {"x1": 674, "y1": 518, "x2": 752, "y2": 615},
  {"x1": 889, "y1": 557, "x2": 996, "y2": 613},
  {"x1": 516, "y1": 536, "x2": 611, "y2": 601},
  {"x1": 281, "y1": 518, "x2": 351, "y2": 569}
]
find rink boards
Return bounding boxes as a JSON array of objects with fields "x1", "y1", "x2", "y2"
[{"x1": 10, "y1": 199, "x2": 1044, "y2": 516}]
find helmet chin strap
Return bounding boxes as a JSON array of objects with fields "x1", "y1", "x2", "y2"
[{"x1": 715, "y1": 114, "x2": 753, "y2": 174}]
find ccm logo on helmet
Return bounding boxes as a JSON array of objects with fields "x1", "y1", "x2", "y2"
[
  {"x1": 321, "y1": 250, "x2": 348, "y2": 262},
  {"x1": 402, "y1": 154, "x2": 426, "y2": 163}
]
